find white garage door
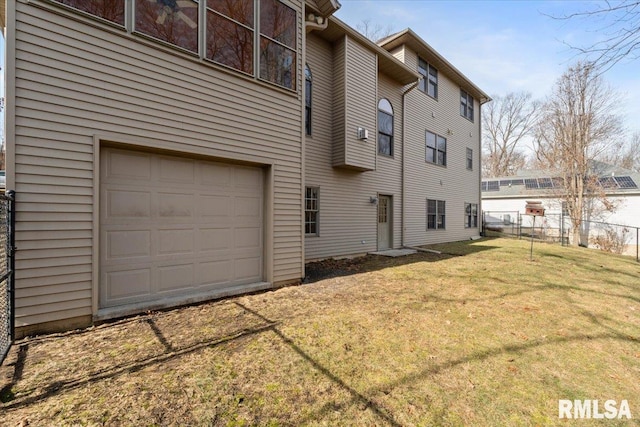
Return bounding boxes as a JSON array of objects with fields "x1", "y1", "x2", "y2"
[{"x1": 100, "y1": 147, "x2": 263, "y2": 309}]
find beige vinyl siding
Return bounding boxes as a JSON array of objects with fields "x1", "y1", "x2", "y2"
[
  {"x1": 402, "y1": 47, "x2": 481, "y2": 245},
  {"x1": 389, "y1": 45, "x2": 404, "y2": 63},
  {"x1": 13, "y1": 0, "x2": 304, "y2": 328},
  {"x1": 305, "y1": 33, "x2": 403, "y2": 260},
  {"x1": 331, "y1": 35, "x2": 376, "y2": 171},
  {"x1": 331, "y1": 36, "x2": 346, "y2": 167},
  {"x1": 343, "y1": 37, "x2": 377, "y2": 171},
  {"x1": 374, "y1": 73, "x2": 404, "y2": 250}
]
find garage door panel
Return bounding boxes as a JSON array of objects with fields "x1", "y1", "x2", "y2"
[
  {"x1": 234, "y1": 166, "x2": 263, "y2": 188},
  {"x1": 200, "y1": 195, "x2": 232, "y2": 217},
  {"x1": 200, "y1": 163, "x2": 232, "y2": 186},
  {"x1": 235, "y1": 227, "x2": 261, "y2": 249},
  {"x1": 159, "y1": 193, "x2": 195, "y2": 218},
  {"x1": 100, "y1": 147, "x2": 264, "y2": 309},
  {"x1": 235, "y1": 196, "x2": 262, "y2": 218},
  {"x1": 197, "y1": 228, "x2": 231, "y2": 251},
  {"x1": 107, "y1": 190, "x2": 151, "y2": 219},
  {"x1": 197, "y1": 260, "x2": 232, "y2": 285},
  {"x1": 235, "y1": 257, "x2": 262, "y2": 281},
  {"x1": 159, "y1": 157, "x2": 196, "y2": 183},
  {"x1": 158, "y1": 264, "x2": 194, "y2": 292},
  {"x1": 107, "y1": 230, "x2": 152, "y2": 259},
  {"x1": 105, "y1": 150, "x2": 152, "y2": 181},
  {"x1": 105, "y1": 268, "x2": 151, "y2": 300},
  {"x1": 158, "y1": 229, "x2": 195, "y2": 255}
]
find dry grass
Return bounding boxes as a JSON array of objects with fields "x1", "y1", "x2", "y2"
[{"x1": 0, "y1": 237, "x2": 639, "y2": 426}]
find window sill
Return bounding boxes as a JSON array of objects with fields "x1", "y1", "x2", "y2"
[
  {"x1": 419, "y1": 90, "x2": 438, "y2": 101},
  {"x1": 425, "y1": 161, "x2": 447, "y2": 168}
]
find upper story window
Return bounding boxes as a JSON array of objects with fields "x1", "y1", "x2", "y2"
[
  {"x1": 206, "y1": 0, "x2": 255, "y2": 74},
  {"x1": 51, "y1": 0, "x2": 125, "y2": 25},
  {"x1": 51, "y1": 0, "x2": 297, "y2": 91},
  {"x1": 461, "y1": 89, "x2": 474, "y2": 121},
  {"x1": 136, "y1": 0, "x2": 199, "y2": 53},
  {"x1": 305, "y1": 64, "x2": 312, "y2": 135},
  {"x1": 418, "y1": 57, "x2": 438, "y2": 99},
  {"x1": 259, "y1": 0, "x2": 297, "y2": 90},
  {"x1": 466, "y1": 148, "x2": 473, "y2": 170},
  {"x1": 426, "y1": 130, "x2": 446, "y2": 166},
  {"x1": 378, "y1": 99, "x2": 394, "y2": 156}
]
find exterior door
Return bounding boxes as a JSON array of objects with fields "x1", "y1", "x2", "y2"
[{"x1": 377, "y1": 195, "x2": 392, "y2": 250}]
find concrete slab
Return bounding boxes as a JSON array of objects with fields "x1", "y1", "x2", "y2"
[{"x1": 369, "y1": 248, "x2": 417, "y2": 257}]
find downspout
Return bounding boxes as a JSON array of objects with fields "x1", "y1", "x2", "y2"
[
  {"x1": 401, "y1": 80, "x2": 420, "y2": 248},
  {"x1": 302, "y1": 13, "x2": 328, "y2": 280}
]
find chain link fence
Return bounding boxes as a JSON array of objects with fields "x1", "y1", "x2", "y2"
[
  {"x1": 1, "y1": 190, "x2": 16, "y2": 365},
  {"x1": 482, "y1": 210, "x2": 639, "y2": 262}
]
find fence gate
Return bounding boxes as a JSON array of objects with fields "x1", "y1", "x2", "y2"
[{"x1": 0, "y1": 190, "x2": 16, "y2": 365}]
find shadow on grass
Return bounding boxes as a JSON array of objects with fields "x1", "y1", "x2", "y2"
[
  {"x1": 0, "y1": 316, "x2": 276, "y2": 408},
  {"x1": 2, "y1": 237, "x2": 636, "y2": 424},
  {"x1": 233, "y1": 301, "x2": 639, "y2": 426},
  {"x1": 1, "y1": 281, "x2": 637, "y2": 425},
  {"x1": 304, "y1": 238, "x2": 500, "y2": 284}
]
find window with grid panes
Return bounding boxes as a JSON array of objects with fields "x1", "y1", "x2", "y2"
[
  {"x1": 427, "y1": 199, "x2": 445, "y2": 230},
  {"x1": 305, "y1": 187, "x2": 319, "y2": 235}
]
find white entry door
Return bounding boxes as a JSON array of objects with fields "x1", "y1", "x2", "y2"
[{"x1": 377, "y1": 195, "x2": 392, "y2": 250}]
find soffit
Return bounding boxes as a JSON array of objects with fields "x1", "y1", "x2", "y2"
[{"x1": 315, "y1": 17, "x2": 420, "y2": 85}]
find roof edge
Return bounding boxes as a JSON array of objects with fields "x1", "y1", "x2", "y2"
[
  {"x1": 327, "y1": 16, "x2": 420, "y2": 85},
  {"x1": 379, "y1": 28, "x2": 491, "y2": 104},
  {"x1": 306, "y1": 0, "x2": 341, "y2": 18}
]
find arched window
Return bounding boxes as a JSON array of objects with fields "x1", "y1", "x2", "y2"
[
  {"x1": 305, "y1": 64, "x2": 312, "y2": 135},
  {"x1": 378, "y1": 99, "x2": 394, "y2": 156}
]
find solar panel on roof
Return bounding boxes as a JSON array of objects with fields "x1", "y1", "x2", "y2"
[
  {"x1": 614, "y1": 176, "x2": 638, "y2": 189},
  {"x1": 524, "y1": 178, "x2": 539, "y2": 189},
  {"x1": 538, "y1": 177, "x2": 553, "y2": 188},
  {"x1": 487, "y1": 181, "x2": 500, "y2": 191},
  {"x1": 598, "y1": 176, "x2": 617, "y2": 189}
]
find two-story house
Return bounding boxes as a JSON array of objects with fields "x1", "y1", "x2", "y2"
[{"x1": 3, "y1": 0, "x2": 489, "y2": 337}]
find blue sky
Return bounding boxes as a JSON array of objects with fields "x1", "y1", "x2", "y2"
[{"x1": 335, "y1": 0, "x2": 640, "y2": 136}]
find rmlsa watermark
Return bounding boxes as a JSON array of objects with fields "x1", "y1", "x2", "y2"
[{"x1": 559, "y1": 399, "x2": 632, "y2": 419}]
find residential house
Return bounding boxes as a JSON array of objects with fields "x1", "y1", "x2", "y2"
[
  {"x1": 3, "y1": 0, "x2": 489, "y2": 337},
  {"x1": 482, "y1": 165, "x2": 640, "y2": 254}
]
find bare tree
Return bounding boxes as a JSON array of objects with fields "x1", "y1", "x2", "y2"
[
  {"x1": 551, "y1": 1, "x2": 640, "y2": 72},
  {"x1": 534, "y1": 62, "x2": 624, "y2": 246},
  {"x1": 481, "y1": 92, "x2": 541, "y2": 177},
  {"x1": 356, "y1": 19, "x2": 393, "y2": 42},
  {"x1": 601, "y1": 131, "x2": 640, "y2": 171}
]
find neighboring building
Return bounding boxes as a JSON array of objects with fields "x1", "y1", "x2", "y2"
[
  {"x1": 482, "y1": 165, "x2": 640, "y2": 253},
  {"x1": 3, "y1": 0, "x2": 489, "y2": 336}
]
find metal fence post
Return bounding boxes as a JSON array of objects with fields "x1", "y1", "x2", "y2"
[{"x1": 518, "y1": 212, "x2": 521, "y2": 240}]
